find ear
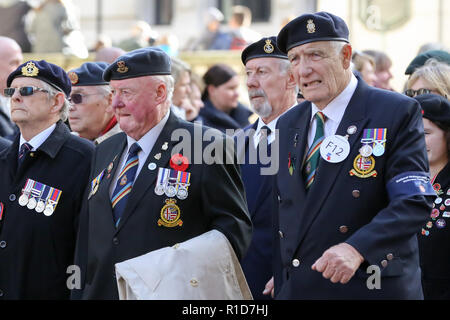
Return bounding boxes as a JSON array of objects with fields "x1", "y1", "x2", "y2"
[
  {"x1": 342, "y1": 44, "x2": 353, "y2": 69},
  {"x1": 285, "y1": 69, "x2": 297, "y2": 90},
  {"x1": 50, "y1": 92, "x2": 65, "y2": 114},
  {"x1": 155, "y1": 82, "x2": 167, "y2": 104}
]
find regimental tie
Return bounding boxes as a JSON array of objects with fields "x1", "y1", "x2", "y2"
[
  {"x1": 111, "y1": 142, "x2": 141, "y2": 227},
  {"x1": 302, "y1": 111, "x2": 326, "y2": 190},
  {"x1": 258, "y1": 125, "x2": 271, "y2": 147},
  {"x1": 18, "y1": 142, "x2": 32, "y2": 167}
]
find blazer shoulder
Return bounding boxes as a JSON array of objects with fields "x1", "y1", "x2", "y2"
[
  {"x1": 278, "y1": 101, "x2": 308, "y2": 127},
  {"x1": 63, "y1": 134, "x2": 95, "y2": 158}
]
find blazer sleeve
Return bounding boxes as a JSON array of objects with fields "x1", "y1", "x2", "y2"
[{"x1": 345, "y1": 99, "x2": 435, "y2": 267}]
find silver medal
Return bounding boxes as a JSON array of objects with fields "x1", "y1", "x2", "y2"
[
  {"x1": 154, "y1": 184, "x2": 165, "y2": 196},
  {"x1": 177, "y1": 186, "x2": 188, "y2": 200},
  {"x1": 372, "y1": 142, "x2": 385, "y2": 156},
  {"x1": 27, "y1": 197, "x2": 37, "y2": 210},
  {"x1": 18, "y1": 194, "x2": 29, "y2": 206},
  {"x1": 359, "y1": 144, "x2": 373, "y2": 157},
  {"x1": 35, "y1": 201, "x2": 46, "y2": 213},
  {"x1": 43, "y1": 205, "x2": 54, "y2": 216},
  {"x1": 165, "y1": 185, "x2": 177, "y2": 198}
]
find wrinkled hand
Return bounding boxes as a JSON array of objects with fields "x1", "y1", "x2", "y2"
[
  {"x1": 262, "y1": 276, "x2": 274, "y2": 298},
  {"x1": 311, "y1": 243, "x2": 364, "y2": 284}
]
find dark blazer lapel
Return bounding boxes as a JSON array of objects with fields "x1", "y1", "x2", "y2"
[
  {"x1": 285, "y1": 104, "x2": 311, "y2": 200},
  {"x1": 295, "y1": 80, "x2": 370, "y2": 248},
  {"x1": 116, "y1": 112, "x2": 180, "y2": 232}
]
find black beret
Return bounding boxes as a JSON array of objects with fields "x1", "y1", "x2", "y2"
[
  {"x1": 241, "y1": 36, "x2": 288, "y2": 65},
  {"x1": 7, "y1": 60, "x2": 71, "y2": 97},
  {"x1": 277, "y1": 11, "x2": 349, "y2": 54},
  {"x1": 103, "y1": 47, "x2": 171, "y2": 81},
  {"x1": 68, "y1": 62, "x2": 109, "y2": 86},
  {"x1": 405, "y1": 50, "x2": 450, "y2": 75},
  {"x1": 414, "y1": 93, "x2": 450, "y2": 127}
]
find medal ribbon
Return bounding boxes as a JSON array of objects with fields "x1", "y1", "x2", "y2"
[
  {"x1": 23, "y1": 179, "x2": 34, "y2": 194},
  {"x1": 30, "y1": 181, "x2": 44, "y2": 199}
]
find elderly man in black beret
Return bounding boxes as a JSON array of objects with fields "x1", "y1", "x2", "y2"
[
  {"x1": 68, "y1": 62, "x2": 121, "y2": 144},
  {"x1": 269, "y1": 12, "x2": 435, "y2": 299},
  {"x1": 237, "y1": 36, "x2": 297, "y2": 300},
  {"x1": 0, "y1": 60, "x2": 94, "y2": 299},
  {"x1": 73, "y1": 47, "x2": 252, "y2": 299}
]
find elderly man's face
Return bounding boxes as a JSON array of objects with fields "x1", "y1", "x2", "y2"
[
  {"x1": 9, "y1": 77, "x2": 56, "y2": 126},
  {"x1": 69, "y1": 86, "x2": 112, "y2": 140},
  {"x1": 245, "y1": 58, "x2": 289, "y2": 119},
  {"x1": 287, "y1": 41, "x2": 351, "y2": 109},
  {"x1": 110, "y1": 76, "x2": 166, "y2": 140}
]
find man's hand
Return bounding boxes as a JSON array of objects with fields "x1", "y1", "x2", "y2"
[
  {"x1": 262, "y1": 276, "x2": 274, "y2": 298},
  {"x1": 311, "y1": 243, "x2": 364, "y2": 284}
]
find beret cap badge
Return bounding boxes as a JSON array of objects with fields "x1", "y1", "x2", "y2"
[
  {"x1": 263, "y1": 39, "x2": 274, "y2": 54},
  {"x1": 307, "y1": 19, "x2": 316, "y2": 34},
  {"x1": 68, "y1": 72, "x2": 79, "y2": 85},
  {"x1": 116, "y1": 61, "x2": 129, "y2": 74},
  {"x1": 21, "y1": 61, "x2": 39, "y2": 77}
]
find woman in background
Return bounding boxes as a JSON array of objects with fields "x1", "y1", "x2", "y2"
[
  {"x1": 199, "y1": 63, "x2": 252, "y2": 133},
  {"x1": 414, "y1": 94, "x2": 450, "y2": 300}
]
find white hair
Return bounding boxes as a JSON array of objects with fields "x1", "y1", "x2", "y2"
[
  {"x1": 40, "y1": 81, "x2": 70, "y2": 122},
  {"x1": 154, "y1": 74, "x2": 175, "y2": 103}
]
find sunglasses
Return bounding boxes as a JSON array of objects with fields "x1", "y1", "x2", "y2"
[
  {"x1": 69, "y1": 93, "x2": 102, "y2": 104},
  {"x1": 404, "y1": 88, "x2": 431, "y2": 97},
  {"x1": 3, "y1": 86, "x2": 49, "y2": 97}
]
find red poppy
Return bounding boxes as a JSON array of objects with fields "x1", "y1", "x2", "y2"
[{"x1": 170, "y1": 154, "x2": 189, "y2": 171}]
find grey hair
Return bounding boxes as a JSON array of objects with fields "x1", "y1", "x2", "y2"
[
  {"x1": 96, "y1": 84, "x2": 112, "y2": 96},
  {"x1": 40, "y1": 81, "x2": 70, "y2": 122},
  {"x1": 330, "y1": 41, "x2": 347, "y2": 55},
  {"x1": 154, "y1": 74, "x2": 175, "y2": 103}
]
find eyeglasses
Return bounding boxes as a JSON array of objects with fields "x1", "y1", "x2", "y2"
[
  {"x1": 404, "y1": 88, "x2": 432, "y2": 97},
  {"x1": 3, "y1": 86, "x2": 49, "y2": 97},
  {"x1": 69, "y1": 93, "x2": 102, "y2": 104}
]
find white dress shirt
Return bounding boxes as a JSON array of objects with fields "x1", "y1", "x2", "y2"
[
  {"x1": 307, "y1": 74, "x2": 358, "y2": 149},
  {"x1": 109, "y1": 110, "x2": 170, "y2": 197},
  {"x1": 19, "y1": 123, "x2": 56, "y2": 151}
]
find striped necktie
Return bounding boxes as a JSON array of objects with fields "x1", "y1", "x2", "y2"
[
  {"x1": 303, "y1": 111, "x2": 326, "y2": 190},
  {"x1": 18, "y1": 142, "x2": 32, "y2": 167},
  {"x1": 111, "y1": 142, "x2": 141, "y2": 227}
]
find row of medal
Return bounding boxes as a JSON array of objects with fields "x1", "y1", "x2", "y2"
[
  {"x1": 18, "y1": 179, "x2": 62, "y2": 216},
  {"x1": 154, "y1": 168, "x2": 191, "y2": 200},
  {"x1": 422, "y1": 187, "x2": 450, "y2": 236}
]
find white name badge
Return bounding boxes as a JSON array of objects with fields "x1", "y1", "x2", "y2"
[{"x1": 320, "y1": 135, "x2": 350, "y2": 163}]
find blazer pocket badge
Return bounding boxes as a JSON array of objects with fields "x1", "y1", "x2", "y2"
[{"x1": 158, "y1": 199, "x2": 183, "y2": 227}]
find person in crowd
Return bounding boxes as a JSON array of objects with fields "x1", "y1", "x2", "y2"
[
  {"x1": 405, "y1": 59, "x2": 450, "y2": 98},
  {"x1": 200, "y1": 63, "x2": 252, "y2": 133},
  {"x1": 0, "y1": 59, "x2": 93, "y2": 299},
  {"x1": 405, "y1": 50, "x2": 450, "y2": 78},
  {"x1": 72, "y1": 47, "x2": 252, "y2": 299},
  {"x1": 227, "y1": 5, "x2": 260, "y2": 50},
  {"x1": 266, "y1": 11, "x2": 434, "y2": 299},
  {"x1": 170, "y1": 57, "x2": 192, "y2": 120},
  {"x1": 187, "y1": 72, "x2": 204, "y2": 122},
  {"x1": 117, "y1": 20, "x2": 158, "y2": 52},
  {"x1": 0, "y1": 0, "x2": 32, "y2": 52},
  {"x1": 363, "y1": 49, "x2": 394, "y2": 91},
  {"x1": 184, "y1": 7, "x2": 232, "y2": 51},
  {"x1": 352, "y1": 51, "x2": 377, "y2": 86},
  {"x1": 414, "y1": 94, "x2": 450, "y2": 300},
  {"x1": 67, "y1": 61, "x2": 121, "y2": 144},
  {"x1": 239, "y1": 36, "x2": 297, "y2": 299},
  {"x1": 0, "y1": 36, "x2": 22, "y2": 140},
  {"x1": 94, "y1": 46, "x2": 126, "y2": 64}
]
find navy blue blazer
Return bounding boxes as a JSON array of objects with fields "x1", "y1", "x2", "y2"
[
  {"x1": 0, "y1": 137, "x2": 11, "y2": 152},
  {"x1": 273, "y1": 79, "x2": 435, "y2": 299},
  {"x1": 239, "y1": 121, "x2": 276, "y2": 300},
  {"x1": 199, "y1": 99, "x2": 253, "y2": 134}
]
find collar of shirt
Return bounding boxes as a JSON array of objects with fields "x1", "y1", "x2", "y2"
[
  {"x1": 308, "y1": 74, "x2": 358, "y2": 148},
  {"x1": 253, "y1": 102, "x2": 297, "y2": 149},
  {"x1": 19, "y1": 123, "x2": 56, "y2": 151}
]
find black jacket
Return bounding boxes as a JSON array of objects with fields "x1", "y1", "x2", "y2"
[
  {"x1": 0, "y1": 121, "x2": 93, "y2": 299},
  {"x1": 199, "y1": 99, "x2": 252, "y2": 134}
]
